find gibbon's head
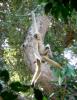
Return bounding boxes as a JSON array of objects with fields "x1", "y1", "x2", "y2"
[
  {"x1": 34, "y1": 32, "x2": 40, "y2": 40},
  {"x1": 45, "y1": 44, "x2": 50, "y2": 50},
  {"x1": 45, "y1": 44, "x2": 53, "y2": 58}
]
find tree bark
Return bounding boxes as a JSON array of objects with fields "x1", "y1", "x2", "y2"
[{"x1": 22, "y1": 15, "x2": 56, "y2": 95}]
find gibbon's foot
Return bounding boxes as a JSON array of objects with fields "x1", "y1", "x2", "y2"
[
  {"x1": 31, "y1": 81, "x2": 38, "y2": 88},
  {"x1": 31, "y1": 83, "x2": 34, "y2": 88},
  {"x1": 31, "y1": 82, "x2": 35, "y2": 88}
]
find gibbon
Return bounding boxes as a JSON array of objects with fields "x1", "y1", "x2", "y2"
[
  {"x1": 31, "y1": 12, "x2": 61, "y2": 86},
  {"x1": 42, "y1": 44, "x2": 61, "y2": 68}
]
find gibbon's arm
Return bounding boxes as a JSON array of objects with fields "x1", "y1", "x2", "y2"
[
  {"x1": 32, "y1": 11, "x2": 39, "y2": 35},
  {"x1": 32, "y1": 11, "x2": 41, "y2": 41},
  {"x1": 42, "y1": 56, "x2": 61, "y2": 68}
]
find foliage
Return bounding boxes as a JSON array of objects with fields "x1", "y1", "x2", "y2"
[
  {"x1": 0, "y1": 68, "x2": 48, "y2": 100},
  {"x1": 39, "y1": 0, "x2": 77, "y2": 20}
]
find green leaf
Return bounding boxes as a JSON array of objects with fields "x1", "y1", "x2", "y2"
[
  {"x1": 58, "y1": 75, "x2": 63, "y2": 85},
  {"x1": 44, "y1": 2, "x2": 52, "y2": 14},
  {"x1": 43, "y1": 96, "x2": 48, "y2": 100}
]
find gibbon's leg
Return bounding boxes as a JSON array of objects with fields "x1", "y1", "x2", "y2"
[
  {"x1": 31, "y1": 59, "x2": 41, "y2": 86},
  {"x1": 42, "y1": 56, "x2": 61, "y2": 68}
]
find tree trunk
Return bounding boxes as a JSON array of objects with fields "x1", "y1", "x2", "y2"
[{"x1": 22, "y1": 15, "x2": 56, "y2": 95}]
